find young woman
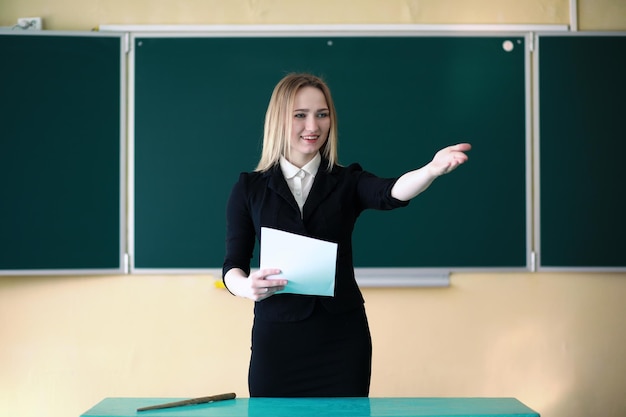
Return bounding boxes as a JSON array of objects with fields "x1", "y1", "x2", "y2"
[{"x1": 223, "y1": 73, "x2": 471, "y2": 397}]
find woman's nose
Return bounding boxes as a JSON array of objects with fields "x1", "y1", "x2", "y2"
[{"x1": 305, "y1": 115, "x2": 318, "y2": 131}]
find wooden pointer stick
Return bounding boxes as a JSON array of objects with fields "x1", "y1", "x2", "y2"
[{"x1": 137, "y1": 392, "x2": 236, "y2": 412}]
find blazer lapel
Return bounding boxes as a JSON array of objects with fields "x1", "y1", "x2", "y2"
[
  {"x1": 266, "y1": 167, "x2": 300, "y2": 212},
  {"x1": 302, "y1": 164, "x2": 338, "y2": 220}
]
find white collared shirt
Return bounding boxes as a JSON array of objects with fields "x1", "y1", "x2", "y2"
[{"x1": 279, "y1": 153, "x2": 321, "y2": 215}]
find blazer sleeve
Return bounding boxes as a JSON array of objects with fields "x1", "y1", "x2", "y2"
[
  {"x1": 349, "y1": 163, "x2": 411, "y2": 212},
  {"x1": 222, "y1": 172, "x2": 256, "y2": 279}
]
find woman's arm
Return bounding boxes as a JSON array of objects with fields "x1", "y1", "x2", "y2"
[
  {"x1": 391, "y1": 143, "x2": 471, "y2": 201},
  {"x1": 223, "y1": 174, "x2": 287, "y2": 301}
]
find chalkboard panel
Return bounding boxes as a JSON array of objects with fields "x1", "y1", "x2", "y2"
[
  {"x1": 0, "y1": 32, "x2": 125, "y2": 274},
  {"x1": 132, "y1": 34, "x2": 529, "y2": 271},
  {"x1": 537, "y1": 34, "x2": 626, "y2": 270}
]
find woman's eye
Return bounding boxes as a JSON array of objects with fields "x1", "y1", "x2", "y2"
[
  {"x1": 294, "y1": 113, "x2": 306, "y2": 118},
  {"x1": 317, "y1": 113, "x2": 329, "y2": 118}
]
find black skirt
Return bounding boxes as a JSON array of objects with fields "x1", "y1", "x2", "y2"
[{"x1": 248, "y1": 300, "x2": 372, "y2": 397}]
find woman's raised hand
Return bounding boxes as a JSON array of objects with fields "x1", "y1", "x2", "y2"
[{"x1": 428, "y1": 143, "x2": 472, "y2": 177}]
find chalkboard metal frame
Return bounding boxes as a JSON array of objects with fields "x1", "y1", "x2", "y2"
[
  {"x1": 533, "y1": 32, "x2": 626, "y2": 272},
  {"x1": 100, "y1": 23, "x2": 569, "y2": 33},
  {"x1": 0, "y1": 31, "x2": 128, "y2": 276},
  {"x1": 127, "y1": 28, "x2": 534, "y2": 282}
]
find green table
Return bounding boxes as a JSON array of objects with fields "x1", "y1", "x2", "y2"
[{"x1": 81, "y1": 397, "x2": 539, "y2": 416}]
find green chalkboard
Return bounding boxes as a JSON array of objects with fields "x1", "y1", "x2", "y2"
[
  {"x1": 0, "y1": 32, "x2": 124, "y2": 273},
  {"x1": 132, "y1": 34, "x2": 528, "y2": 271},
  {"x1": 537, "y1": 34, "x2": 626, "y2": 269}
]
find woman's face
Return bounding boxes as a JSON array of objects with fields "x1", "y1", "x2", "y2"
[{"x1": 288, "y1": 86, "x2": 330, "y2": 167}]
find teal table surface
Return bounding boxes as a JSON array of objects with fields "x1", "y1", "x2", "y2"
[{"x1": 81, "y1": 397, "x2": 539, "y2": 417}]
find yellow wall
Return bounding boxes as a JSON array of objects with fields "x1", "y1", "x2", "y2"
[
  {"x1": 1, "y1": 1, "x2": 625, "y2": 417},
  {"x1": 2, "y1": 0, "x2": 626, "y2": 30}
]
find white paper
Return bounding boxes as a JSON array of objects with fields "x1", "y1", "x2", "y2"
[{"x1": 260, "y1": 227, "x2": 337, "y2": 297}]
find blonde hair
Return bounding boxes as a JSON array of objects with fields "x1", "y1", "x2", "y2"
[{"x1": 255, "y1": 73, "x2": 339, "y2": 172}]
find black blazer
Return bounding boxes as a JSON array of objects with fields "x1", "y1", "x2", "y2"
[{"x1": 223, "y1": 159, "x2": 409, "y2": 322}]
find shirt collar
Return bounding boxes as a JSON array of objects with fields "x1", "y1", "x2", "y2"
[{"x1": 279, "y1": 153, "x2": 321, "y2": 179}]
